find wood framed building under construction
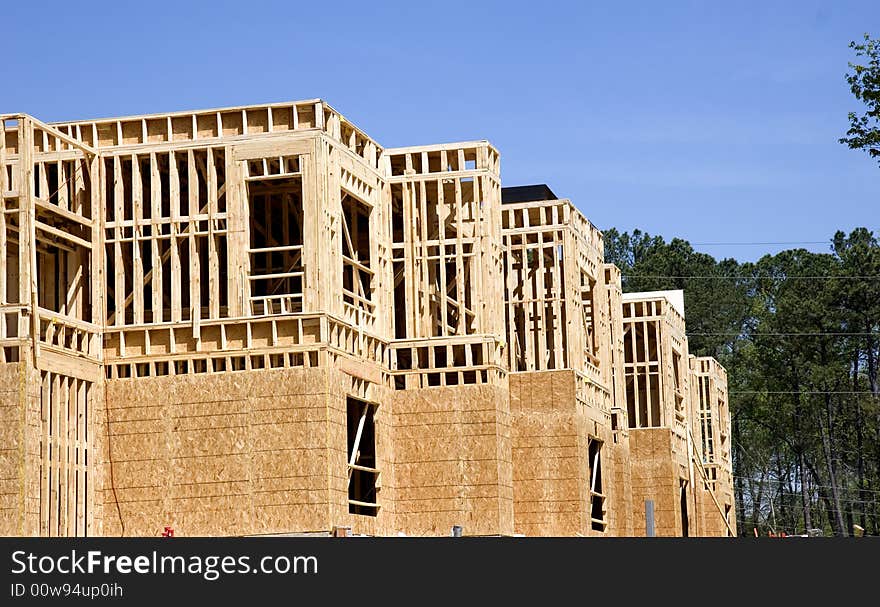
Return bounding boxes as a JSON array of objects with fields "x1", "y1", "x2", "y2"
[{"x1": 0, "y1": 100, "x2": 735, "y2": 537}]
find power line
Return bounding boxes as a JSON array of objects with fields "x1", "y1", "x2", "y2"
[
  {"x1": 734, "y1": 476, "x2": 880, "y2": 496},
  {"x1": 737, "y1": 499, "x2": 879, "y2": 520},
  {"x1": 688, "y1": 241, "x2": 829, "y2": 246},
  {"x1": 735, "y1": 499, "x2": 880, "y2": 518},
  {"x1": 688, "y1": 332, "x2": 880, "y2": 336},
  {"x1": 622, "y1": 275, "x2": 880, "y2": 280},
  {"x1": 731, "y1": 391, "x2": 877, "y2": 395}
]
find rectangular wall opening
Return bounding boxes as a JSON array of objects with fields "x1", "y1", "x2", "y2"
[
  {"x1": 103, "y1": 149, "x2": 230, "y2": 325},
  {"x1": 341, "y1": 193, "x2": 375, "y2": 320},
  {"x1": 247, "y1": 160, "x2": 304, "y2": 315},
  {"x1": 36, "y1": 242, "x2": 91, "y2": 320},
  {"x1": 503, "y1": 225, "x2": 569, "y2": 372},
  {"x1": 588, "y1": 437, "x2": 606, "y2": 532},
  {"x1": 581, "y1": 274, "x2": 598, "y2": 365},
  {"x1": 698, "y1": 376, "x2": 715, "y2": 463},
  {"x1": 672, "y1": 350, "x2": 684, "y2": 419},
  {"x1": 397, "y1": 168, "x2": 481, "y2": 340},
  {"x1": 679, "y1": 479, "x2": 689, "y2": 537},
  {"x1": 391, "y1": 183, "x2": 407, "y2": 338},
  {"x1": 623, "y1": 317, "x2": 662, "y2": 428},
  {"x1": 347, "y1": 397, "x2": 379, "y2": 516}
]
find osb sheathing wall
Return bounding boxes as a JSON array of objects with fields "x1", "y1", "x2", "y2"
[
  {"x1": 102, "y1": 366, "x2": 396, "y2": 536},
  {"x1": 695, "y1": 484, "x2": 735, "y2": 537},
  {"x1": 606, "y1": 434, "x2": 633, "y2": 535},
  {"x1": 510, "y1": 371, "x2": 619, "y2": 536},
  {"x1": 104, "y1": 368, "x2": 514, "y2": 537},
  {"x1": 0, "y1": 362, "x2": 25, "y2": 535},
  {"x1": 629, "y1": 428, "x2": 694, "y2": 536},
  {"x1": 391, "y1": 383, "x2": 513, "y2": 536}
]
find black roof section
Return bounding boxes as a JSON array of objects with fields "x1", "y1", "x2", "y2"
[{"x1": 501, "y1": 184, "x2": 558, "y2": 204}]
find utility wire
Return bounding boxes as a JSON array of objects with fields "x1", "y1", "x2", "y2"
[
  {"x1": 734, "y1": 476, "x2": 880, "y2": 496},
  {"x1": 730, "y1": 391, "x2": 878, "y2": 395},
  {"x1": 688, "y1": 241, "x2": 830, "y2": 246},
  {"x1": 737, "y1": 500, "x2": 878, "y2": 519},
  {"x1": 622, "y1": 275, "x2": 880, "y2": 280},
  {"x1": 687, "y1": 332, "x2": 880, "y2": 336}
]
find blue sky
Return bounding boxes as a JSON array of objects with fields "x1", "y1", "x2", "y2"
[{"x1": 3, "y1": 1, "x2": 878, "y2": 261}]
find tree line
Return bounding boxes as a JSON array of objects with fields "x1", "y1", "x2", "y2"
[{"x1": 603, "y1": 228, "x2": 880, "y2": 536}]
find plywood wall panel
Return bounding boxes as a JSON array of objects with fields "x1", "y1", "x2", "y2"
[
  {"x1": 391, "y1": 383, "x2": 512, "y2": 536},
  {"x1": 0, "y1": 363, "x2": 22, "y2": 535},
  {"x1": 103, "y1": 367, "x2": 336, "y2": 536}
]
